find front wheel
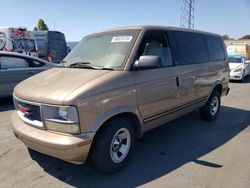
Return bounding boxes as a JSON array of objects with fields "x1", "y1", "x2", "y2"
[
  {"x1": 91, "y1": 117, "x2": 135, "y2": 173},
  {"x1": 241, "y1": 70, "x2": 245, "y2": 82},
  {"x1": 200, "y1": 90, "x2": 221, "y2": 121}
]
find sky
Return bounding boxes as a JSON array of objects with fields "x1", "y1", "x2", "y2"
[{"x1": 0, "y1": 0, "x2": 249, "y2": 41}]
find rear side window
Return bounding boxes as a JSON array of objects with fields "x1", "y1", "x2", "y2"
[
  {"x1": 174, "y1": 31, "x2": 208, "y2": 65},
  {"x1": 205, "y1": 36, "x2": 225, "y2": 61},
  {"x1": 0, "y1": 56, "x2": 29, "y2": 69}
]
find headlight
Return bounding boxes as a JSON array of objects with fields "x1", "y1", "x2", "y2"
[
  {"x1": 42, "y1": 105, "x2": 80, "y2": 134},
  {"x1": 58, "y1": 107, "x2": 68, "y2": 120},
  {"x1": 233, "y1": 67, "x2": 243, "y2": 72}
]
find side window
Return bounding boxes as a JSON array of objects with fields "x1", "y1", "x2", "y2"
[
  {"x1": 136, "y1": 30, "x2": 173, "y2": 67},
  {"x1": 205, "y1": 35, "x2": 225, "y2": 61},
  {"x1": 0, "y1": 56, "x2": 29, "y2": 69},
  {"x1": 175, "y1": 31, "x2": 208, "y2": 64}
]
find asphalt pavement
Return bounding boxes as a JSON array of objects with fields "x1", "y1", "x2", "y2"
[{"x1": 0, "y1": 78, "x2": 250, "y2": 188}]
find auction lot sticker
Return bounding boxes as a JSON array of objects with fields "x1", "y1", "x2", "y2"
[
  {"x1": 0, "y1": 32, "x2": 6, "y2": 50},
  {"x1": 111, "y1": 36, "x2": 133, "y2": 43}
]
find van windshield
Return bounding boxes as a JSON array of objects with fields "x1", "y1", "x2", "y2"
[{"x1": 64, "y1": 29, "x2": 139, "y2": 69}]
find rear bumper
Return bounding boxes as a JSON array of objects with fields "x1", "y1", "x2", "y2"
[{"x1": 11, "y1": 112, "x2": 93, "y2": 164}]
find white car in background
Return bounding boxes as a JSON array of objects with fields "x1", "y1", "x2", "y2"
[{"x1": 228, "y1": 55, "x2": 250, "y2": 82}]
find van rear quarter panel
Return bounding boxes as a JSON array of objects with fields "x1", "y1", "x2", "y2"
[
  {"x1": 209, "y1": 60, "x2": 229, "y2": 95},
  {"x1": 177, "y1": 60, "x2": 228, "y2": 102}
]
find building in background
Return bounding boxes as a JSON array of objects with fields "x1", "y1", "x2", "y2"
[{"x1": 225, "y1": 40, "x2": 250, "y2": 59}]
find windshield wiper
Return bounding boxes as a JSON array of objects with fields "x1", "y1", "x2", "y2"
[
  {"x1": 100, "y1": 67, "x2": 114, "y2": 70},
  {"x1": 69, "y1": 62, "x2": 91, "y2": 66},
  {"x1": 55, "y1": 60, "x2": 68, "y2": 67},
  {"x1": 68, "y1": 62, "x2": 113, "y2": 70},
  {"x1": 68, "y1": 62, "x2": 98, "y2": 69}
]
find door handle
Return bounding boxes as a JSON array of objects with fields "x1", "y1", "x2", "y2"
[{"x1": 176, "y1": 77, "x2": 180, "y2": 87}]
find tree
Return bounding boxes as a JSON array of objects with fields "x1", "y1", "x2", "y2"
[
  {"x1": 240, "y1": 35, "x2": 250, "y2": 40},
  {"x1": 34, "y1": 19, "x2": 49, "y2": 31}
]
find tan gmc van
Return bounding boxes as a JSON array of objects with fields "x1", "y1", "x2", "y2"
[{"x1": 11, "y1": 26, "x2": 230, "y2": 173}]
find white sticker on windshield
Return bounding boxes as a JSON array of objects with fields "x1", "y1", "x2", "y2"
[{"x1": 111, "y1": 36, "x2": 133, "y2": 43}]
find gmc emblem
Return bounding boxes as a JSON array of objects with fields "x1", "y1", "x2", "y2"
[{"x1": 18, "y1": 104, "x2": 31, "y2": 115}]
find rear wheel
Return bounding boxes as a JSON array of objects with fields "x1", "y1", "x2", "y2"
[
  {"x1": 241, "y1": 70, "x2": 245, "y2": 82},
  {"x1": 91, "y1": 117, "x2": 135, "y2": 173},
  {"x1": 200, "y1": 90, "x2": 221, "y2": 121}
]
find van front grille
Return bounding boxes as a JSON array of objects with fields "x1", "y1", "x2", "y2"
[{"x1": 13, "y1": 96, "x2": 43, "y2": 128}]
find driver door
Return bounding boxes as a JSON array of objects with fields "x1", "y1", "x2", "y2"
[{"x1": 132, "y1": 30, "x2": 180, "y2": 130}]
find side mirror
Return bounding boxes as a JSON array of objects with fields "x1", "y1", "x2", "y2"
[
  {"x1": 134, "y1": 55, "x2": 161, "y2": 70},
  {"x1": 245, "y1": 60, "x2": 250, "y2": 64}
]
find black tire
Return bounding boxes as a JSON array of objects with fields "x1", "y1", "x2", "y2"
[
  {"x1": 241, "y1": 71, "x2": 245, "y2": 83},
  {"x1": 199, "y1": 90, "x2": 221, "y2": 121},
  {"x1": 91, "y1": 117, "x2": 135, "y2": 173}
]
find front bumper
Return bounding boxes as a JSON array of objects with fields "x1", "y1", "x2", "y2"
[
  {"x1": 229, "y1": 70, "x2": 243, "y2": 80},
  {"x1": 11, "y1": 112, "x2": 93, "y2": 164}
]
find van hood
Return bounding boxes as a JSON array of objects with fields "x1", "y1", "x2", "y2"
[
  {"x1": 14, "y1": 68, "x2": 110, "y2": 105},
  {"x1": 229, "y1": 63, "x2": 243, "y2": 70}
]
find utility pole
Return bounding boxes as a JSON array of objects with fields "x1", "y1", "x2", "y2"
[{"x1": 180, "y1": 0, "x2": 195, "y2": 29}]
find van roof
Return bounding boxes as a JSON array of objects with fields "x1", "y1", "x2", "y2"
[
  {"x1": 91, "y1": 25, "x2": 222, "y2": 38},
  {"x1": 33, "y1": 31, "x2": 64, "y2": 35}
]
